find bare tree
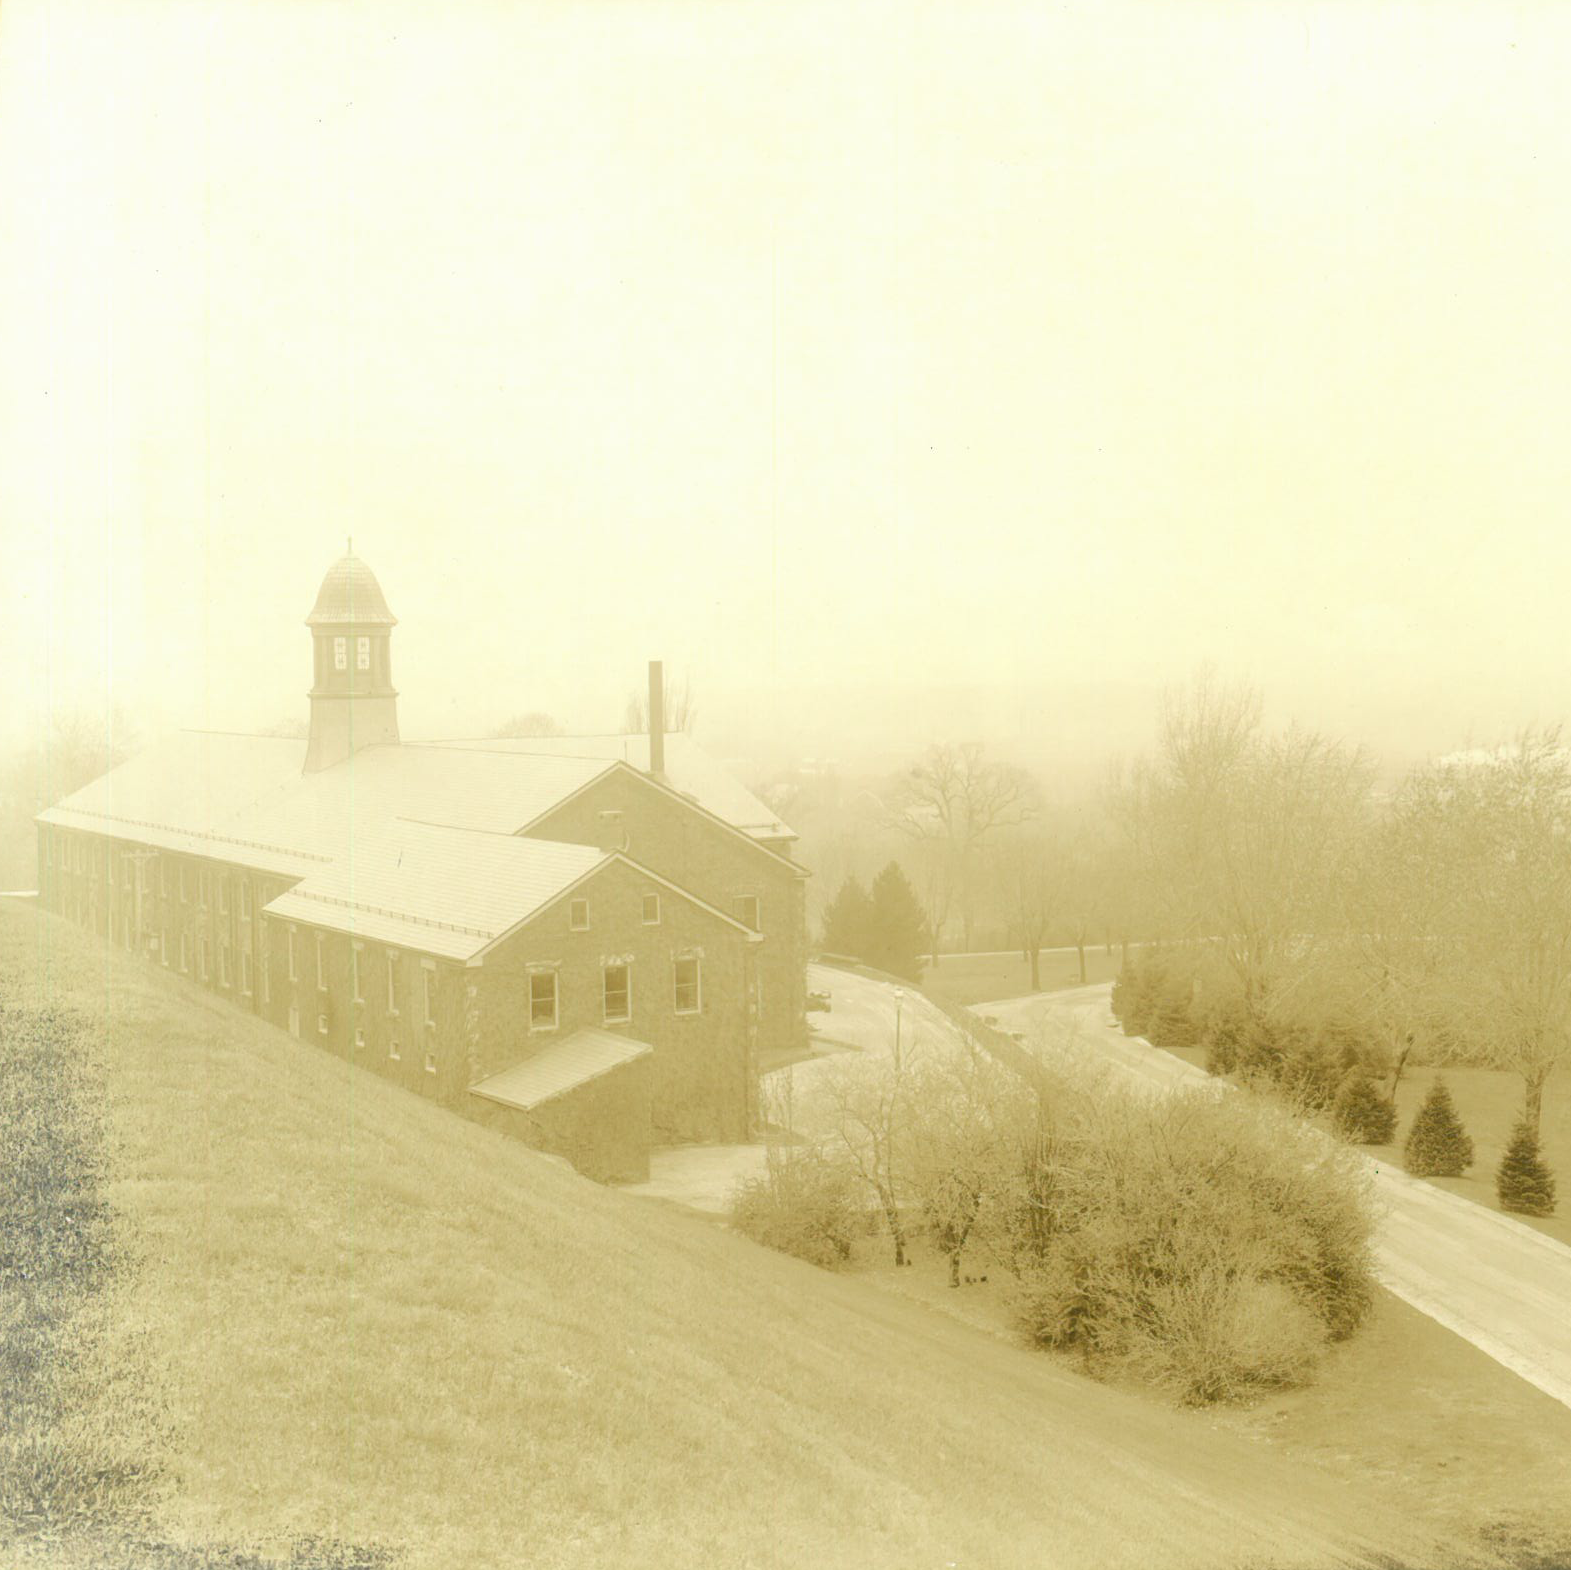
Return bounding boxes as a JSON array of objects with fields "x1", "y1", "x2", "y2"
[
  {"x1": 1112, "y1": 673, "x2": 1372, "y2": 1019},
  {"x1": 1382, "y1": 732, "x2": 1571, "y2": 1134},
  {"x1": 887, "y1": 743, "x2": 1038, "y2": 953},
  {"x1": 809, "y1": 1043, "x2": 919, "y2": 1266},
  {"x1": 623, "y1": 670, "x2": 697, "y2": 734}
]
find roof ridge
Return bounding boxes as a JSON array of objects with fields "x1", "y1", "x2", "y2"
[{"x1": 390, "y1": 815, "x2": 605, "y2": 851}]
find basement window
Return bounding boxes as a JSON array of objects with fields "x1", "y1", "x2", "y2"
[
  {"x1": 569, "y1": 898, "x2": 590, "y2": 932},
  {"x1": 424, "y1": 1050, "x2": 437, "y2": 1075},
  {"x1": 603, "y1": 963, "x2": 631, "y2": 1024},
  {"x1": 642, "y1": 893, "x2": 660, "y2": 925},
  {"x1": 674, "y1": 956, "x2": 701, "y2": 1016},
  {"x1": 354, "y1": 1026, "x2": 365, "y2": 1049},
  {"x1": 389, "y1": 1038, "x2": 401, "y2": 1061},
  {"x1": 529, "y1": 970, "x2": 558, "y2": 1030},
  {"x1": 317, "y1": 1012, "x2": 329, "y2": 1036}
]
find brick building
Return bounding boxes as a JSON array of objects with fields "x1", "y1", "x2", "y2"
[{"x1": 36, "y1": 553, "x2": 808, "y2": 1181}]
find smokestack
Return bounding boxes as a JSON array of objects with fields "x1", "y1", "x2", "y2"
[{"x1": 648, "y1": 661, "x2": 666, "y2": 778}]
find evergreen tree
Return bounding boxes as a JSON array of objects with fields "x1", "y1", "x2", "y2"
[
  {"x1": 1496, "y1": 1118, "x2": 1557, "y2": 1216},
  {"x1": 1403, "y1": 1077, "x2": 1475, "y2": 1177},
  {"x1": 865, "y1": 862, "x2": 928, "y2": 983},
  {"x1": 1331, "y1": 1066, "x2": 1397, "y2": 1145},
  {"x1": 820, "y1": 876, "x2": 873, "y2": 960}
]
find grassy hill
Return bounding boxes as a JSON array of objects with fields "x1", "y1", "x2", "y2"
[{"x1": 0, "y1": 899, "x2": 1480, "y2": 1570}]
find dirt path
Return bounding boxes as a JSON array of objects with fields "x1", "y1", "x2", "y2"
[{"x1": 984, "y1": 983, "x2": 1571, "y2": 1413}]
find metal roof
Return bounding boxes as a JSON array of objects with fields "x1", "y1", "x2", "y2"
[
  {"x1": 262, "y1": 821, "x2": 605, "y2": 961},
  {"x1": 305, "y1": 554, "x2": 398, "y2": 627},
  {"x1": 427, "y1": 731, "x2": 797, "y2": 841},
  {"x1": 469, "y1": 1027, "x2": 653, "y2": 1112}
]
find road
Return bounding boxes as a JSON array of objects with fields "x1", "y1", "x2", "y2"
[{"x1": 984, "y1": 982, "x2": 1571, "y2": 1412}]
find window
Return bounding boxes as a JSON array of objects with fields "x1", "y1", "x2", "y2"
[
  {"x1": 240, "y1": 951, "x2": 252, "y2": 995},
  {"x1": 388, "y1": 1038, "x2": 401, "y2": 1061},
  {"x1": 180, "y1": 933, "x2": 190, "y2": 973},
  {"x1": 386, "y1": 951, "x2": 399, "y2": 1014},
  {"x1": 199, "y1": 937, "x2": 210, "y2": 981},
  {"x1": 334, "y1": 636, "x2": 347, "y2": 670},
  {"x1": 424, "y1": 1050, "x2": 437, "y2": 1075},
  {"x1": 733, "y1": 894, "x2": 761, "y2": 931},
  {"x1": 159, "y1": 858, "x2": 168, "y2": 897},
  {"x1": 219, "y1": 942, "x2": 231, "y2": 987},
  {"x1": 181, "y1": 865, "x2": 191, "y2": 904},
  {"x1": 603, "y1": 963, "x2": 631, "y2": 1024},
  {"x1": 642, "y1": 893, "x2": 661, "y2": 925},
  {"x1": 240, "y1": 881, "x2": 252, "y2": 919},
  {"x1": 354, "y1": 1026, "x2": 366, "y2": 1049},
  {"x1": 160, "y1": 928, "x2": 169, "y2": 967},
  {"x1": 318, "y1": 1012, "x2": 329, "y2": 1036},
  {"x1": 218, "y1": 877, "x2": 229, "y2": 914},
  {"x1": 287, "y1": 927, "x2": 298, "y2": 982},
  {"x1": 422, "y1": 964, "x2": 436, "y2": 1027},
  {"x1": 568, "y1": 898, "x2": 589, "y2": 932},
  {"x1": 674, "y1": 956, "x2": 701, "y2": 1015},
  {"x1": 351, "y1": 943, "x2": 364, "y2": 1003},
  {"x1": 529, "y1": 970, "x2": 558, "y2": 1030},
  {"x1": 260, "y1": 926, "x2": 271, "y2": 1002},
  {"x1": 289, "y1": 1006, "x2": 300, "y2": 1038},
  {"x1": 316, "y1": 932, "x2": 326, "y2": 991},
  {"x1": 357, "y1": 636, "x2": 370, "y2": 671},
  {"x1": 199, "y1": 869, "x2": 210, "y2": 909}
]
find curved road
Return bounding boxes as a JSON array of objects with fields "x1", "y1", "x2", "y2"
[{"x1": 984, "y1": 982, "x2": 1571, "y2": 1412}]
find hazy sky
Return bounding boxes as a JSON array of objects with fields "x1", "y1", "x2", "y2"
[{"x1": 5, "y1": 0, "x2": 1571, "y2": 775}]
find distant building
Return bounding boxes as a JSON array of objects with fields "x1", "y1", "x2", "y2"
[{"x1": 36, "y1": 553, "x2": 808, "y2": 1181}]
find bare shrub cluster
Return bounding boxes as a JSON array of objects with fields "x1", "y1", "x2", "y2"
[
  {"x1": 995, "y1": 1079, "x2": 1377, "y2": 1404},
  {"x1": 736, "y1": 1017, "x2": 1378, "y2": 1406}
]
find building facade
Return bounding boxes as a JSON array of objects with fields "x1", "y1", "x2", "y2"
[{"x1": 37, "y1": 553, "x2": 808, "y2": 1182}]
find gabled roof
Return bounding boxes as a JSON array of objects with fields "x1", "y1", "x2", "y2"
[
  {"x1": 262, "y1": 821, "x2": 607, "y2": 962},
  {"x1": 36, "y1": 732, "x2": 328, "y2": 879},
  {"x1": 469, "y1": 1028, "x2": 653, "y2": 1113},
  {"x1": 426, "y1": 732, "x2": 796, "y2": 842}
]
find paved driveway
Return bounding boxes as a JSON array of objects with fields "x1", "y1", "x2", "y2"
[{"x1": 984, "y1": 983, "x2": 1571, "y2": 1412}]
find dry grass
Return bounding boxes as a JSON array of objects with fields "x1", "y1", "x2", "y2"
[{"x1": 0, "y1": 899, "x2": 1496, "y2": 1570}]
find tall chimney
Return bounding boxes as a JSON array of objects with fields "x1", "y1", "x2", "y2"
[{"x1": 648, "y1": 660, "x2": 666, "y2": 779}]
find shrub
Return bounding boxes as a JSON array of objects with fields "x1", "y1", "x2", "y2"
[
  {"x1": 1331, "y1": 1067, "x2": 1397, "y2": 1145},
  {"x1": 730, "y1": 1147, "x2": 861, "y2": 1268},
  {"x1": 1403, "y1": 1078, "x2": 1474, "y2": 1177},
  {"x1": 1496, "y1": 1119, "x2": 1557, "y2": 1216},
  {"x1": 994, "y1": 1081, "x2": 1377, "y2": 1404}
]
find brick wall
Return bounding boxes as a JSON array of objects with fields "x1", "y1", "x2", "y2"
[
  {"x1": 472, "y1": 856, "x2": 757, "y2": 1143},
  {"x1": 526, "y1": 769, "x2": 808, "y2": 1077}
]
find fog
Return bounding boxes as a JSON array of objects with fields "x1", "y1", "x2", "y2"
[{"x1": 6, "y1": 0, "x2": 1571, "y2": 783}]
